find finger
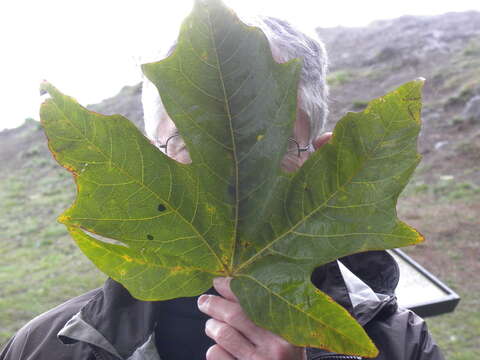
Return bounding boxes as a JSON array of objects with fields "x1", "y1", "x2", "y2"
[
  {"x1": 213, "y1": 277, "x2": 237, "y2": 302},
  {"x1": 206, "y1": 345, "x2": 236, "y2": 360},
  {"x1": 198, "y1": 294, "x2": 270, "y2": 344},
  {"x1": 312, "y1": 132, "x2": 332, "y2": 150},
  {"x1": 205, "y1": 319, "x2": 255, "y2": 359}
]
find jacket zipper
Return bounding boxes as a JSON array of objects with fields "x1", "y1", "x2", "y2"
[{"x1": 92, "y1": 346, "x2": 106, "y2": 360}]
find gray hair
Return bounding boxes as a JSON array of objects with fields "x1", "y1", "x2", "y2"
[{"x1": 142, "y1": 16, "x2": 328, "y2": 146}]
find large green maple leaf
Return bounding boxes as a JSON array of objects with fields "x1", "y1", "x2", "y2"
[{"x1": 40, "y1": 0, "x2": 424, "y2": 356}]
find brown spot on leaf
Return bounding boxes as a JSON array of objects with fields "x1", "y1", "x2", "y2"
[{"x1": 170, "y1": 266, "x2": 184, "y2": 273}]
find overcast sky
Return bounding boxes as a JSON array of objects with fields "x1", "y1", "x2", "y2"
[{"x1": 1, "y1": 0, "x2": 479, "y2": 130}]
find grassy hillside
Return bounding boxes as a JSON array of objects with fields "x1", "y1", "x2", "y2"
[
  {"x1": 0, "y1": 84, "x2": 143, "y2": 344},
  {"x1": 0, "y1": 120, "x2": 105, "y2": 342}
]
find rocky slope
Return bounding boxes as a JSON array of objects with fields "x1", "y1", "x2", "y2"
[
  {"x1": 87, "y1": 83, "x2": 144, "y2": 132},
  {"x1": 317, "y1": 11, "x2": 480, "y2": 188}
]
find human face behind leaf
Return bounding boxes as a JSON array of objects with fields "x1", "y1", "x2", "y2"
[{"x1": 155, "y1": 104, "x2": 332, "y2": 172}]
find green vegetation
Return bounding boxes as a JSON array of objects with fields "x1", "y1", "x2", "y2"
[
  {"x1": 433, "y1": 180, "x2": 480, "y2": 200},
  {"x1": 462, "y1": 37, "x2": 480, "y2": 57},
  {"x1": 351, "y1": 100, "x2": 369, "y2": 110},
  {"x1": 374, "y1": 46, "x2": 399, "y2": 62},
  {"x1": 398, "y1": 189, "x2": 480, "y2": 360},
  {"x1": 327, "y1": 70, "x2": 355, "y2": 87},
  {"x1": 0, "y1": 121, "x2": 105, "y2": 345},
  {"x1": 404, "y1": 177, "x2": 480, "y2": 201},
  {"x1": 440, "y1": 58, "x2": 480, "y2": 94},
  {"x1": 444, "y1": 87, "x2": 476, "y2": 109},
  {"x1": 456, "y1": 137, "x2": 480, "y2": 159}
]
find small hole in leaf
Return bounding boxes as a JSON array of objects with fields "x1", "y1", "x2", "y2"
[
  {"x1": 158, "y1": 204, "x2": 166, "y2": 212},
  {"x1": 147, "y1": 234, "x2": 154, "y2": 240}
]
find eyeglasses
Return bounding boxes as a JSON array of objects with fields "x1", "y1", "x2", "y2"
[
  {"x1": 156, "y1": 134, "x2": 180, "y2": 155},
  {"x1": 155, "y1": 134, "x2": 310, "y2": 158},
  {"x1": 152, "y1": 133, "x2": 182, "y2": 155},
  {"x1": 287, "y1": 138, "x2": 312, "y2": 157}
]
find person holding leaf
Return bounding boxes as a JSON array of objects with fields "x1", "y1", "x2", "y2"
[{"x1": 1, "y1": 8, "x2": 444, "y2": 360}]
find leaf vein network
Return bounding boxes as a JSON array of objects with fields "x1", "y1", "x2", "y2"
[
  {"x1": 236, "y1": 104, "x2": 407, "y2": 272},
  {"x1": 237, "y1": 274, "x2": 369, "y2": 347},
  {"x1": 51, "y1": 101, "x2": 226, "y2": 273}
]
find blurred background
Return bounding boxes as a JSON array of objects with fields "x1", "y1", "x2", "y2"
[{"x1": 1, "y1": 1, "x2": 479, "y2": 358}]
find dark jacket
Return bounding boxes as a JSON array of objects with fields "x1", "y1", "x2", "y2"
[{"x1": 0, "y1": 251, "x2": 444, "y2": 360}]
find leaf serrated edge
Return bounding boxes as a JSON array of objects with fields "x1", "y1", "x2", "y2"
[
  {"x1": 40, "y1": 82, "x2": 228, "y2": 275},
  {"x1": 234, "y1": 81, "x2": 424, "y2": 274}
]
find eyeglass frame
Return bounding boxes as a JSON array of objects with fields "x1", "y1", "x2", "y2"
[
  {"x1": 155, "y1": 134, "x2": 311, "y2": 158},
  {"x1": 156, "y1": 133, "x2": 180, "y2": 155}
]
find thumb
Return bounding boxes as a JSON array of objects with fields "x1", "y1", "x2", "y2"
[{"x1": 312, "y1": 132, "x2": 332, "y2": 151}]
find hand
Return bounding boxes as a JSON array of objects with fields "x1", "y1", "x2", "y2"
[
  {"x1": 198, "y1": 277, "x2": 307, "y2": 360},
  {"x1": 312, "y1": 132, "x2": 332, "y2": 151}
]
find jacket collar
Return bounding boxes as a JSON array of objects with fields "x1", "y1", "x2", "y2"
[
  {"x1": 57, "y1": 250, "x2": 399, "y2": 358},
  {"x1": 59, "y1": 279, "x2": 161, "y2": 359},
  {"x1": 311, "y1": 250, "x2": 399, "y2": 325}
]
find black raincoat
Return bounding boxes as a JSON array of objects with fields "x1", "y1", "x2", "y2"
[{"x1": 0, "y1": 251, "x2": 444, "y2": 360}]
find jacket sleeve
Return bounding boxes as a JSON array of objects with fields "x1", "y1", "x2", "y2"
[
  {"x1": 365, "y1": 307, "x2": 445, "y2": 360},
  {"x1": 0, "y1": 331, "x2": 30, "y2": 360},
  {"x1": 0, "y1": 289, "x2": 102, "y2": 360},
  {"x1": 0, "y1": 336, "x2": 16, "y2": 360}
]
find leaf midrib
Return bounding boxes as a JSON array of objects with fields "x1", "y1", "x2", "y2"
[
  {"x1": 237, "y1": 273, "x2": 374, "y2": 353},
  {"x1": 205, "y1": 9, "x2": 239, "y2": 273}
]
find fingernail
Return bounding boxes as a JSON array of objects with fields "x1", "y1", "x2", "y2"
[
  {"x1": 205, "y1": 318, "x2": 219, "y2": 336},
  {"x1": 198, "y1": 294, "x2": 209, "y2": 308},
  {"x1": 206, "y1": 345, "x2": 214, "y2": 357}
]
